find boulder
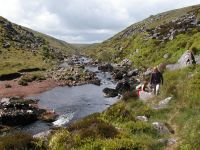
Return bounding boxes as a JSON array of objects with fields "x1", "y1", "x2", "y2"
[
  {"x1": 113, "y1": 71, "x2": 124, "y2": 80},
  {"x1": 136, "y1": 116, "x2": 148, "y2": 122},
  {"x1": 38, "y1": 111, "x2": 57, "y2": 122},
  {"x1": 127, "y1": 69, "x2": 139, "y2": 77},
  {"x1": 153, "y1": 97, "x2": 172, "y2": 110},
  {"x1": 152, "y1": 122, "x2": 174, "y2": 134},
  {"x1": 90, "y1": 79, "x2": 101, "y2": 86},
  {"x1": 143, "y1": 68, "x2": 152, "y2": 76},
  {"x1": 98, "y1": 64, "x2": 113, "y2": 72},
  {"x1": 0, "y1": 97, "x2": 50, "y2": 126},
  {"x1": 1, "y1": 113, "x2": 38, "y2": 126},
  {"x1": 166, "y1": 51, "x2": 196, "y2": 71},
  {"x1": 115, "y1": 81, "x2": 131, "y2": 94},
  {"x1": 103, "y1": 88, "x2": 118, "y2": 98}
]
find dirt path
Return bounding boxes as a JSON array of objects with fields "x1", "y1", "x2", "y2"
[{"x1": 0, "y1": 79, "x2": 60, "y2": 98}]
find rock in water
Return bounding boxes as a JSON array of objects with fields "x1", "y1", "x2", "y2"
[
  {"x1": 98, "y1": 64, "x2": 113, "y2": 72},
  {"x1": 90, "y1": 79, "x2": 101, "y2": 86},
  {"x1": 113, "y1": 71, "x2": 124, "y2": 80},
  {"x1": 103, "y1": 88, "x2": 118, "y2": 98},
  {"x1": 0, "y1": 97, "x2": 51, "y2": 126}
]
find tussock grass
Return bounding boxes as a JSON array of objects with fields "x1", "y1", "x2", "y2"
[{"x1": 45, "y1": 65, "x2": 200, "y2": 150}]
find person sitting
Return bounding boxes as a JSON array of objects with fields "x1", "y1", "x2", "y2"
[
  {"x1": 150, "y1": 67, "x2": 163, "y2": 95},
  {"x1": 136, "y1": 81, "x2": 153, "y2": 100}
]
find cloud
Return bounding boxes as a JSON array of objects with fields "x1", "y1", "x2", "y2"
[{"x1": 0, "y1": 0, "x2": 199, "y2": 43}]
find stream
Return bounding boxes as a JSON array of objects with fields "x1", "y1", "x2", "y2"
[{"x1": 12, "y1": 57, "x2": 118, "y2": 135}]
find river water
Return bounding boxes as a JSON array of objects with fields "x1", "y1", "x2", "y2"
[{"x1": 14, "y1": 58, "x2": 118, "y2": 135}]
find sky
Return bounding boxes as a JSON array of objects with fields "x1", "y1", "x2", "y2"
[{"x1": 0, "y1": 0, "x2": 199, "y2": 43}]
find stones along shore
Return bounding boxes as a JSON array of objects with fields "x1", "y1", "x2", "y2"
[{"x1": 0, "y1": 97, "x2": 57, "y2": 133}]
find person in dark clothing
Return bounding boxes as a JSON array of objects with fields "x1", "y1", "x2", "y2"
[{"x1": 150, "y1": 67, "x2": 163, "y2": 95}]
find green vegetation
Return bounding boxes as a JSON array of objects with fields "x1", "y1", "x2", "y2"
[
  {"x1": 40, "y1": 4, "x2": 200, "y2": 149},
  {"x1": 31, "y1": 64, "x2": 199, "y2": 150},
  {"x1": 83, "y1": 4, "x2": 200, "y2": 68},
  {"x1": 0, "y1": 17, "x2": 76, "y2": 76},
  {"x1": 1, "y1": 4, "x2": 200, "y2": 150},
  {"x1": 0, "y1": 47, "x2": 48, "y2": 75},
  {"x1": 0, "y1": 133, "x2": 36, "y2": 150},
  {"x1": 32, "y1": 30, "x2": 77, "y2": 55}
]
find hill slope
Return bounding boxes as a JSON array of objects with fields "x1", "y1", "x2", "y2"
[
  {"x1": 84, "y1": 4, "x2": 200, "y2": 67},
  {"x1": 0, "y1": 16, "x2": 76, "y2": 75}
]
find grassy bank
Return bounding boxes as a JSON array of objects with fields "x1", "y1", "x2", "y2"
[
  {"x1": 0, "y1": 47, "x2": 49, "y2": 75},
  {"x1": 83, "y1": 5, "x2": 200, "y2": 68},
  {"x1": 2, "y1": 65, "x2": 194, "y2": 149}
]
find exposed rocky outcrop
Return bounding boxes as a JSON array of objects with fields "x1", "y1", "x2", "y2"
[
  {"x1": 0, "y1": 17, "x2": 45, "y2": 50},
  {"x1": 0, "y1": 16, "x2": 73, "y2": 61},
  {"x1": 146, "y1": 13, "x2": 200, "y2": 42},
  {"x1": 49, "y1": 65, "x2": 99, "y2": 86},
  {"x1": 0, "y1": 97, "x2": 56, "y2": 126},
  {"x1": 166, "y1": 51, "x2": 199, "y2": 71}
]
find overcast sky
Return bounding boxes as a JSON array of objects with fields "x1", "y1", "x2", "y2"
[{"x1": 0, "y1": 0, "x2": 199, "y2": 43}]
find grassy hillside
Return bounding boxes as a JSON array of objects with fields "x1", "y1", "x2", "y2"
[
  {"x1": 31, "y1": 29, "x2": 78, "y2": 55},
  {"x1": 0, "y1": 16, "x2": 76, "y2": 75},
  {"x1": 1, "y1": 4, "x2": 200, "y2": 150},
  {"x1": 72, "y1": 43, "x2": 91, "y2": 49},
  {"x1": 83, "y1": 4, "x2": 200, "y2": 67},
  {"x1": 33, "y1": 4, "x2": 200, "y2": 150}
]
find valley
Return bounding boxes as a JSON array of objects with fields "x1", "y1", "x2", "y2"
[{"x1": 0, "y1": 3, "x2": 200, "y2": 150}]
